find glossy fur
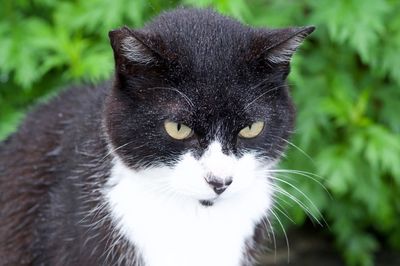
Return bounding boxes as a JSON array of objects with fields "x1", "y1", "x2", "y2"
[{"x1": 0, "y1": 8, "x2": 314, "y2": 266}]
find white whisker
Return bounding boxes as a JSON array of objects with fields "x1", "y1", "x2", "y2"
[
  {"x1": 148, "y1": 86, "x2": 195, "y2": 109},
  {"x1": 243, "y1": 85, "x2": 286, "y2": 111},
  {"x1": 270, "y1": 209, "x2": 290, "y2": 263},
  {"x1": 270, "y1": 169, "x2": 332, "y2": 199},
  {"x1": 101, "y1": 141, "x2": 136, "y2": 162},
  {"x1": 270, "y1": 177, "x2": 326, "y2": 226},
  {"x1": 269, "y1": 183, "x2": 321, "y2": 224}
]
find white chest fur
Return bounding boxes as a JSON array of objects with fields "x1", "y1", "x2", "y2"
[{"x1": 104, "y1": 147, "x2": 273, "y2": 266}]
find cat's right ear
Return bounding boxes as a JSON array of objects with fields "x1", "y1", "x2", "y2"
[
  {"x1": 108, "y1": 26, "x2": 168, "y2": 74},
  {"x1": 248, "y1": 26, "x2": 315, "y2": 67}
]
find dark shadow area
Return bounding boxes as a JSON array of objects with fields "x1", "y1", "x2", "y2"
[{"x1": 259, "y1": 225, "x2": 400, "y2": 266}]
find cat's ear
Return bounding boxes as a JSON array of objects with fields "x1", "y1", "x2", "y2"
[
  {"x1": 108, "y1": 26, "x2": 169, "y2": 74},
  {"x1": 250, "y1": 26, "x2": 315, "y2": 65}
]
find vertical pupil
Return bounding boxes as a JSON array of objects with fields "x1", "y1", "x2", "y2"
[
  {"x1": 248, "y1": 124, "x2": 252, "y2": 130},
  {"x1": 177, "y1": 123, "x2": 181, "y2": 131}
]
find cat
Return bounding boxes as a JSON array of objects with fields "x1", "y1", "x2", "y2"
[{"x1": 0, "y1": 8, "x2": 314, "y2": 266}]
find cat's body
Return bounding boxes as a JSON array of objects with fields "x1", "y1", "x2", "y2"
[
  {"x1": 0, "y1": 86, "x2": 112, "y2": 265},
  {"x1": 0, "y1": 8, "x2": 314, "y2": 266}
]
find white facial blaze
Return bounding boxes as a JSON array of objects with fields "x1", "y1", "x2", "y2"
[
  {"x1": 104, "y1": 141, "x2": 275, "y2": 266},
  {"x1": 201, "y1": 142, "x2": 236, "y2": 178}
]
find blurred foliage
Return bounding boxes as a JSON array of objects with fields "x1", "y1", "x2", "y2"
[{"x1": 1, "y1": 0, "x2": 400, "y2": 265}]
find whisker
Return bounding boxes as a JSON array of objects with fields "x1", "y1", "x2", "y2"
[
  {"x1": 278, "y1": 137, "x2": 315, "y2": 164},
  {"x1": 264, "y1": 217, "x2": 277, "y2": 262},
  {"x1": 269, "y1": 168, "x2": 324, "y2": 179},
  {"x1": 270, "y1": 177, "x2": 326, "y2": 226},
  {"x1": 269, "y1": 183, "x2": 320, "y2": 224},
  {"x1": 263, "y1": 132, "x2": 316, "y2": 164},
  {"x1": 247, "y1": 78, "x2": 270, "y2": 92},
  {"x1": 243, "y1": 85, "x2": 286, "y2": 111},
  {"x1": 269, "y1": 169, "x2": 332, "y2": 199},
  {"x1": 273, "y1": 202, "x2": 295, "y2": 224},
  {"x1": 101, "y1": 141, "x2": 136, "y2": 162},
  {"x1": 148, "y1": 86, "x2": 195, "y2": 109},
  {"x1": 270, "y1": 209, "x2": 290, "y2": 263}
]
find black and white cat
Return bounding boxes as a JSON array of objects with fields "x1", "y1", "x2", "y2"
[{"x1": 0, "y1": 8, "x2": 314, "y2": 266}]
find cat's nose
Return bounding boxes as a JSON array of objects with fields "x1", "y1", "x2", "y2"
[{"x1": 205, "y1": 176, "x2": 233, "y2": 195}]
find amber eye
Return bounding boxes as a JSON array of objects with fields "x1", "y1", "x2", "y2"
[
  {"x1": 164, "y1": 121, "x2": 193, "y2": 140},
  {"x1": 238, "y1": 121, "x2": 265, "y2": 139}
]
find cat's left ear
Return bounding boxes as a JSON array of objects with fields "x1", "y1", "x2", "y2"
[{"x1": 250, "y1": 26, "x2": 315, "y2": 65}]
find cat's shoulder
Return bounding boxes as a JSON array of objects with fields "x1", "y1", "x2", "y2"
[{"x1": 2, "y1": 82, "x2": 109, "y2": 143}]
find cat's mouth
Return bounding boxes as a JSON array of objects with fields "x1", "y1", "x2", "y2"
[
  {"x1": 199, "y1": 195, "x2": 221, "y2": 207},
  {"x1": 199, "y1": 188, "x2": 229, "y2": 207},
  {"x1": 199, "y1": 199, "x2": 215, "y2": 207}
]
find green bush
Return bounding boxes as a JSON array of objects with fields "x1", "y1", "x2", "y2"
[{"x1": 1, "y1": 1, "x2": 399, "y2": 265}]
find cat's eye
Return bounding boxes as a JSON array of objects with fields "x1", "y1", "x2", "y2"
[
  {"x1": 164, "y1": 121, "x2": 193, "y2": 140},
  {"x1": 238, "y1": 121, "x2": 265, "y2": 139}
]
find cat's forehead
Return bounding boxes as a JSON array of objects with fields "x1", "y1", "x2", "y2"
[
  {"x1": 143, "y1": 10, "x2": 252, "y2": 72},
  {"x1": 147, "y1": 8, "x2": 249, "y2": 52},
  {"x1": 144, "y1": 12, "x2": 279, "y2": 100}
]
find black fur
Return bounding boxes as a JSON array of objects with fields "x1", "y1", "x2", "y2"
[{"x1": 0, "y1": 8, "x2": 314, "y2": 265}]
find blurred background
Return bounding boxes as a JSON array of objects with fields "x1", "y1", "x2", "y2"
[{"x1": 1, "y1": 0, "x2": 399, "y2": 265}]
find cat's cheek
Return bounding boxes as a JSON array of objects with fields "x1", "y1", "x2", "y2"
[
  {"x1": 228, "y1": 153, "x2": 260, "y2": 194},
  {"x1": 223, "y1": 153, "x2": 271, "y2": 197}
]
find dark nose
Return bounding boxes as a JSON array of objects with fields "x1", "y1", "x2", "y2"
[{"x1": 206, "y1": 176, "x2": 233, "y2": 195}]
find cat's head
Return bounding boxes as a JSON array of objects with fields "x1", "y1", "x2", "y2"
[{"x1": 104, "y1": 8, "x2": 314, "y2": 206}]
